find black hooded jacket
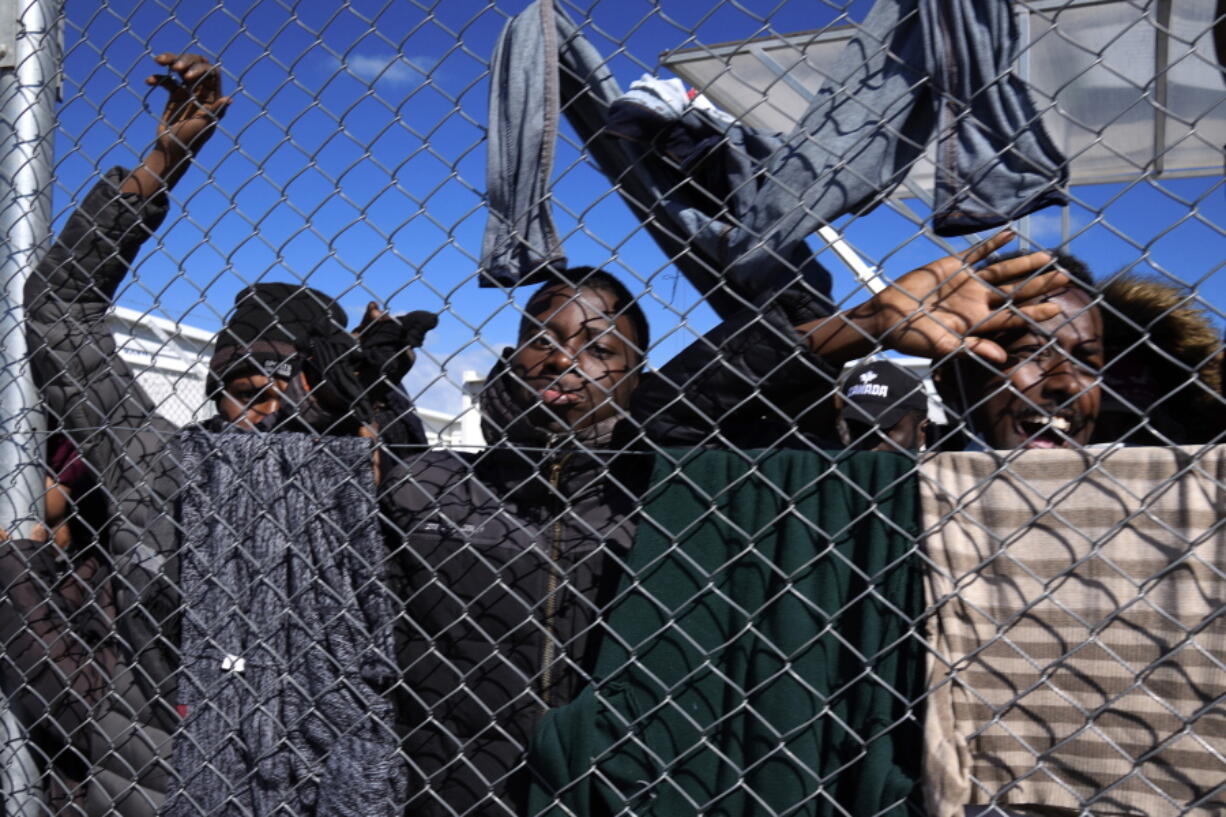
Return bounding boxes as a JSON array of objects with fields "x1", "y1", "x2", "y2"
[{"x1": 20, "y1": 170, "x2": 182, "y2": 817}]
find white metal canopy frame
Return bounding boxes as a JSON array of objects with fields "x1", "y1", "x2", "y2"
[{"x1": 660, "y1": 0, "x2": 1225, "y2": 191}]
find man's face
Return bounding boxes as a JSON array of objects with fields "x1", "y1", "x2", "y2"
[
  {"x1": 955, "y1": 288, "x2": 1103, "y2": 450},
  {"x1": 846, "y1": 411, "x2": 929, "y2": 452},
  {"x1": 509, "y1": 284, "x2": 641, "y2": 432},
  {"x1": 217, "y1": 374, "x2": 291, "y2": 430}
]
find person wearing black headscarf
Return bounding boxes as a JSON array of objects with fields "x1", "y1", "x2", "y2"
[{"x1": 204, "y1": 281, "x2": 374, "y2": 435}]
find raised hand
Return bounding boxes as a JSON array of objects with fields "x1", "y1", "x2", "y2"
[
  {"x1": 147, "y1": 52, "x2": 230, "y2": 160},
  {"x1": 799, "y1": 230, "x2": 1069, "y2": 367},
  {"x1": 123, "y1": 52, "x2": 230, "y2": 197},
  {"x1": 869, "y1": 230, "x2": 1068, "y2": 364}
]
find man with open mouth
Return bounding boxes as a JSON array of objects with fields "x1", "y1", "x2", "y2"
[{"x1": 932, "y1": 254, "x2": 1104, "y2": 452}]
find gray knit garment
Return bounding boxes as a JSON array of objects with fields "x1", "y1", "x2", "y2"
[{"x1": 164, "y1": 431, "x2": 406, "y2": 817}]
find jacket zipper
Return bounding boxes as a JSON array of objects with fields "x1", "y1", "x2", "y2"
[{"x1": 538, "y1": 452, "x2": 572, "y2": 710}]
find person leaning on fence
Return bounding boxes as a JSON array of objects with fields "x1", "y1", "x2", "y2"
[
  {"x1": 380, "y1": 266, "x2": 650, "y2": 817},
  {"x1": 925, "y1": 253, "x2": 1103, "y2": 452},
  {"x1": 633, "y1": 229, "x2": 1076, "y2": 451}
]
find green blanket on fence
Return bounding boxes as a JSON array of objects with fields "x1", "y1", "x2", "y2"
[{"x1": 524, "y1": 450, "x2": 926, "y2": 817}]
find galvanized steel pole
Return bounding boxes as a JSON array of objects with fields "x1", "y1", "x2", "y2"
[
  {"x1": 0, "y1": 1, "x2": 63, "y2": 815},
  {"x1": 0, "y1": 0, "x2": 60, "y2": 534}
]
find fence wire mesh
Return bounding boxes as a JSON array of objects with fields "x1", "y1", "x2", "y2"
[{"x1": 2, "y1": 1, "x2": 1225, "y2": 817}]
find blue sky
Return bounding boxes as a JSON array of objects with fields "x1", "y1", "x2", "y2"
[{"x1": 51, "y1": 0, "x2": 1225, "y2": 414}]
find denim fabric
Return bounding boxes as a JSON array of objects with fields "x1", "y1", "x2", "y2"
[
  {"x1": 481, "y1": 0, "x2": 567, "y2": 286},
  {"x1": 481, "y1": 0, "x2": 824, "y2": 320},
  {"x1": 481, "y1": 0, "x2": 1067, "y2": 320}
]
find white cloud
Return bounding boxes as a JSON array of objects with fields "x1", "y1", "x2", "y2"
[
  {"x1": 402, "y1": 343, "x2": 505, "y2": 416},
  {"x1": 343, "y1": 53, "x2": 434, "y2": 86},
  {"x1": 1018, "y1": 209, "x2": 1084, "y2": 244}
]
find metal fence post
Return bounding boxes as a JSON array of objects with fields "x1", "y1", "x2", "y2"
[
  {"x1": 0, "y1": 1, "x2": 64, "y2": 814},
  {"x1": 0, "y1": 0, "x2": 59, "y2": 533}
]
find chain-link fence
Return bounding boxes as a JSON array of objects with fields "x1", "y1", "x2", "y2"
[{"x1": 2, "y1": 1, "x2": 1224, "y2": 816}]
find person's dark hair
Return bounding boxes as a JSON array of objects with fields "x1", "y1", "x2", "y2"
[
  {"x1": 522, "y1": 266, "x2": 651, "y2": 361},
  {"x1": 1094, "y1": 272, "x2": 1224, "y2": 444}
]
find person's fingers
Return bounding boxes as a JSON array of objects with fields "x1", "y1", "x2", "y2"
[
  {"x1": 205, "y1": 96, "x2": 232, "y2": 120},
  {"x1": 171, "y1": 53, "x2": 210, "y2": 74},
  {"x1": 899, "y1": 230, "x2": 1017, "y2": 296},
  {"x1": 960, "y1": 229, "x2": 1016, "y2": 267},
  {"x1": 962, "y1": 336, "x2": 1008, "y2": 365},
  {"x1": 162, "y1": 54, "x2": 221, "y2": 100},
  {"x1": 182, "y1": 60, "x2": 216, "y2": 85},
  {"x1": 976, "y1": 250, "x2": 1054, "y2": 286},
  {"x1": 974, "y1": 302, "x2": 1062, "y2": 335},
  {"x1": 990, "y1": 270, "x2": 1071, "y2": 305},
  {"x1": 145, "y1": 74, "x2": 181, "y2": 93},
  {"x1": 153, "y1": 52, "x2": 178, "y2": 66}
]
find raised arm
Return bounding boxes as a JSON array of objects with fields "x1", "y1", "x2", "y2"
[
  {"x1": 633, "y1": 231, "x2": 1067, "y2": 447},
  {"x1": 122, "y1": 52, "x2": 229, "y2": 197},
  {"x1": 24, "y1": 52, "x2": 227, "y2": 555},
  {"x1": 352, "y1": 301, "x2": 440, "y2": 462}
]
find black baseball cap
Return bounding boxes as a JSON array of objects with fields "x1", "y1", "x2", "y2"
[{"x1": 841, "y1": 360, "x2": 928, "y2": 428}]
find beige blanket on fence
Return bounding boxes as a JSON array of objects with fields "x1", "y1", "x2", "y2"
[{"x1": 920, "y1": 446, "x2": 1226, "y2": 817}]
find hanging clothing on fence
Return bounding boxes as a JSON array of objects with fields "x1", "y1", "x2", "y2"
[
  {"x1": 165, "y1": 431, "x2": 405, "y2": 817},
  {"x1": 920, "y1": 447, "x2": 1226, "y2": 817},
  {"x1": 524, "y1": 450, "x2": 927, "y2": 817},
  {"x1": 481, "y1": 0, "x2": 1067, "y2": 321}
]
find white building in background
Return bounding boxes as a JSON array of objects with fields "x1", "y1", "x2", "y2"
[
  {"x1": 417, "y1": 406, "x2": 468, "y2": 448},
  {"x1": 400, "y1": 371, "x2": 486, "y2": 448},
  {"x1": 109, "y1": 306, "x2": 217, "y2": 427},
  {"x1": 459, "y1": 370, "x2": 485, "y2": 447},
  {"x1": 412, "y1": 370, "x2": 487, "y2": 449}
]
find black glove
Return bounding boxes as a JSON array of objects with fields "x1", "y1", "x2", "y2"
[
  {"x1": 357, "y1": 310, "x2": 439, "y2": 389},
  {"x1": 399, "y1": 310, "x2": 438, "y2": 349}
]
